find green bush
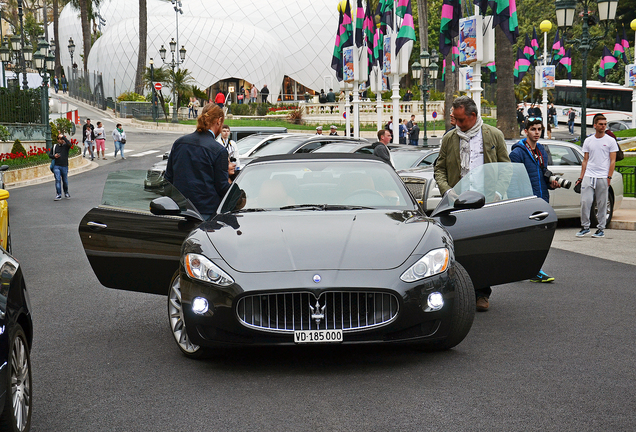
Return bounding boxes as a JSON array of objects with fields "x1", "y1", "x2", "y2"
[
  {"x1": 55, "y1": 118, "x2": 74, "y2": 135},
  {"x1": 50, "y1": 122, "x2": 59, "y2": 142},
  {"x1": 256, "y1": 103, "x2": 269, "y2": 116},
  {"x1": 0, "y1": 125, "x2": 11, "y2": 142},
  {"x1": 230, "y1": 104, "x2": 252, "y2": 116},
  {"x1": 11, "y1": 139, "x2": 26, "y2": 155},
  {"x1": 117, "y1": 91, "x2": 146, "y2": 102}
]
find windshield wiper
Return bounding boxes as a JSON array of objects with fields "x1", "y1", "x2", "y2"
[
  {"x1": 279, "y1": 204, "x2": 326, "y2": 211},
  {"x1": 233, "y1": 208, "x2": 268, "y2": 213},
  {"x1": 322, "y1": 205, "x2": 373, "y2": 210}
]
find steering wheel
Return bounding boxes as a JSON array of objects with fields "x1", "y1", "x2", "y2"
[
  {"x1": 347, "y1": 189, "x2": 384, "y2": 198},
  {"x1": 343, "y1": 189, "x2": 386, "y2": 205}
]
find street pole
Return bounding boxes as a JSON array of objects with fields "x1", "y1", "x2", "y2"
[
  {"x1": 541, "y1": 20, "x2": 552, "y2": 134},
  {"x1": 376, "y1": 67, "x2": 383, "y2": 132},
  {"x1": 17, "y1": 0, "x2": 28, "y2": 90},
  {"x1": 580, "y1": 11, "x2": 590, "y2": 142},
  {"x1": 0, "y1": 10, "x2": 5, "y2": 88},
  {"x1": 632, "y1": 19, "x2": 636, "y2": 129},
  {"x1": 150, "y1": 58, "x2": 157, "y2": 123}
]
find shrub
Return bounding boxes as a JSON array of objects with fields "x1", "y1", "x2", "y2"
[
  {"x1": 230, "y1": 103, "x2": 251, "y2": 116},
  {"x1": 50, "y1": 122, "x2": 59, "y2": 142},
  {"x1": 256, "y1": 103, "x2": 269, "y2": 116},
  {"x1": 287, "y1": 106, "x2": 304, "y2": 125},
  {"x1": 11, "y1": 139, "x2": 26, "y2": 155},
  {"x1": 55, "y1": 118, "x2": 74, "y2": 135},
  {"x1": 0, "y1": 125, "x2": 11, "y2": 142},
  {"x1": 117, "y1": 91, "x2": 146, "y2": 102}
]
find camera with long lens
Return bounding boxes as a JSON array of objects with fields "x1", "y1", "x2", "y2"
[{"x1": 544, "y1": 169, "x2": 571, "y2": 189}]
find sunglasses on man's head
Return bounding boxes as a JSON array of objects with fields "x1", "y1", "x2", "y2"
[{"x1": 527, "y1": 117, "x2": 542, "y2": 122}]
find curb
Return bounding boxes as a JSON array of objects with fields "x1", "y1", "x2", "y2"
[{"x1": 6, "y1": 157, "x2": 97, "y2": 189}]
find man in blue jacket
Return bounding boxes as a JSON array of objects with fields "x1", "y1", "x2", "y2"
[
  {"x1": 509, "y1": 117, "x2": 560, "y2": 282},
  {"x1": 165, "y1": 104, "x2": 230, "y2": 219}
]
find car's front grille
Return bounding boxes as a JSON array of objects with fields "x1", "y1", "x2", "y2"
[
  {"x1": 402, "y1": 177, "x2": 428, "y2": 200},
  {"x1": 236, "y1": 291, "x2": 399, "y2": 333}
]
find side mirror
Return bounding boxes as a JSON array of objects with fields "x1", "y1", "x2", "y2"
[
  {"x1": 454, "y1": 190, "x2": 485, "y2": 210},
  {"x1": 150, "y1": 196, "x2": 181, "y2": 216}
]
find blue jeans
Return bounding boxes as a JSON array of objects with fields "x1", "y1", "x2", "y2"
[
  {"x1": 568, "y1": 120, "x2": 574, "y2": 134},
  {"x1": 410, "y1": 139, "x2": 418, "y2": 146},
  {"x1": 53, "y1": 165, "x2": 69, "y2": 196},
  {"x1": 114, "y1": 141, "x2": 125, "y2": 158}
]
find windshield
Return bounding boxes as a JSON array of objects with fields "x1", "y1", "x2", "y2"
[
  {"x1": 220, "y1": 159, "x2": 416, "y2": 212},
  {"x1": 391, "y1": 151, "x2": 428, "y2": 170},
  {"x1": 313, "y1": 143, "x2": 357, "y2": 153},
  {"x1": 237, "y1": 135, "x2": 270, "y2": 155},
  {"x1": 432, "y1": 163, "x2": 534, "y2": 214},
  {"x1": 250, "y1": 136, "x2": 309, "y2": 157}
]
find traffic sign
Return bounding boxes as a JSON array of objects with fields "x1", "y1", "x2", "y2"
[
  {"x1": 432, "y1": 111, "x2": 437, "y2": 119},
  {"x1": 154, "y1": 82, "x2": 162, "y2": 91}
]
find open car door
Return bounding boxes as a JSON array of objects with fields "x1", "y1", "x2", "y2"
[
  {"x1": 430, "y1": 163, "x2": 557, "y2": 289},
  {"x1": 78, "y1": 170, "x2": 202, "y2": 295}
]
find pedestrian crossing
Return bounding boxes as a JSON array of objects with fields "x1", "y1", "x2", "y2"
[{"x1": 128, "y1": 150, "x2": 161, "y2": 158}]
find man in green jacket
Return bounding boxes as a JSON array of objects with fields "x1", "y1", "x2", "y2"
[{"x1": 434, "y1": 95, "x2": 510, "y2": 312}]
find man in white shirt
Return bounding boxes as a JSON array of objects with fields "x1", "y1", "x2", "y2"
[
  {"x1": 575, "y1": 114, "x2": 618, "y2": 238},
  {"x1": 218, "y1": 125, "x2": 241, "y2": 168}
]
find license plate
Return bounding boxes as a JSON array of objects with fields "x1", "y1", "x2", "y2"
[{"x1": 294, "y1": 329, "x2": 343, "y2": 344}]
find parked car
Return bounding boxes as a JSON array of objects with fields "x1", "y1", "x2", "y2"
[
  {"x1": 0, "y1": 249, "x2": 33, "y2": 431},
  {"x1": 399, "y1": 140, "x2": 623, "y2": 226},
  {"x1": 390, "y1": 148, "x2": 440, "y2": 171},
  {"x1": 237, "y1": 133, "x2": 292, "y2": 159},
  {"x1": 79, "y1": 157, "x2": 556, "y2": 358},
  {"x1": 226, "y1": 126, "x2": 287, "y2": 142},
  {"x1": 607, "y1": 120, "x2": 632, "y2": 132},
  {"x1": 245, "y1": 135, "x2": 370, "y2": 160},
  {"x1": 313, "y1": 142, "x2": 410, "y2": 154}
]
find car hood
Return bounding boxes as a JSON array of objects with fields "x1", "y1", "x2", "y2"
[{"x1": 206, "y1": 211, "x2": 429, "y2": 272}]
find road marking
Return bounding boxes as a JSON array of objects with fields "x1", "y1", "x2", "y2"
[{"x1": 130, "y1": 150, "x2": 160, "y2": 157}]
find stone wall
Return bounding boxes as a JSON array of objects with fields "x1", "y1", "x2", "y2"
[{"x1": 4, "y1": 155, "x2": 83, "y2": 184}]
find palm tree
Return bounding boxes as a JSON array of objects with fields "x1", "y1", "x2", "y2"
[
  {"x1": 53, "y1": 0, "x2": 61, "y2": 77},
  {"x1": 495, "y1": 26, "x2": 517, "y2": 139},
  {"x1": 142, "y1": 65, "x2": 170, "y2": 120},
  {"x1": 170, "y1": 68, "x2": 194, "y2": 109},
  {"x1": 78, "y1": 0, "x2": 91, "y2": 70},
  {"x1": 134, "y1": 0, "x2": 147, "y2": 95}
]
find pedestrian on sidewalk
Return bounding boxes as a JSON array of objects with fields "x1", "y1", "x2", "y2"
[
  {"x1": 575, "y1": 114, "x2": 618, "y2": 238},
  {"x1": 61, "y1": 75, "x2": 68, "y2": 93},
  {"x1": 112, "y1": 124, "x2": 127, "y2": 159},
  {"x1": 261, "y1": 84, "x2": 270, "y2": 104},
  {"x1": 409, "y1": 121, "x2": 420, "y2": 146},
  {"x1": 509, "y1": 117, "x2": 560, "y2": 282},
  {"x1": 82, "y1": 119, "x2": 95, "y2": 160},
  {"x1": 53, "y1": 76, "x2": 59, "y2": 93},
  {"x1": 49, "y1": 134, "x2": 72, "y2": 200},
  {"x1": 567, "y1": 108, "x2": 576, "y2": 135},
  {"x1": 94, "y1": 121, "x2": 107, "y2": 160}
]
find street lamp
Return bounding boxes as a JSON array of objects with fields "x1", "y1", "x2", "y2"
[
  {"x1": 68, "y1": 37, "x2": 75, "y2": 70},
  {"x1": 412, "y1": 49, "x2": 439, "y2": 147},
  {"x1": 17, "y1": 0, "x2": 28, "y2": 89},
  {"x1": 555, "y1": 0, "x2": 618, "y2": 141},
  {"x1": 159, "y1": 38, "x2": 186, "y2": 123},
  {"x1": 33, "y1": 37, "x2": 54, "y2": 149}
]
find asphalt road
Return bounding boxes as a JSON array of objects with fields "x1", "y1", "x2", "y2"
[{"x1": 8, "y1": 106, "x2": 636, "y2": 431}]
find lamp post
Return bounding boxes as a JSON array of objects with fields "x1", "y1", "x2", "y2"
[
  {"x1": 0, "y1": 41, "x2": 9, "y2": 88},
  {"x1": 159, "y1": 39, "x2": 186, "y2": 123},
  {"x1": 540, "y1": 20, "x2": 552, "y2": 134},
  {"x1": 33, "y1": 37, "x2": 54, "y2": 149},
  {"x1": 150, "y1": 58, "x2": 157, "y2": 123},
  {"x1": 67, "y1": 37, "x2": 75, "y2": 71},
  {"x1": 555, "y1": 0, "x2": 619, "y2": 142},
  {"x1": 411, "y1": 49, "x2": 439, "y2": 147},
  {"x1": 631, "y1": 19, "x2": 636, "y2": 129},
  {"x1": 17, "y1": 0, "x2": 30, "y2": 89}
]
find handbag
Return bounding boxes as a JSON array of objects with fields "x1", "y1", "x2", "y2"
[
  {"x1": 616, "y1": 146, "x2": 624, "y2": 162},
  {"x1": 574, "y1": 181, "x2": 581, "y2": 194},
  {"x1": 120, "y1": 138, "x2": 126, "y2": 144}
]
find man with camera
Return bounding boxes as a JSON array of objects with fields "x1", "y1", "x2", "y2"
[
  {"x1": 575, "y1": 114, "x2": 619, "y2": 238},
  {"x1": 510, "y1": 117, "x2": 560, "y2": 282},
  {"x1": 49, "y1": 134, "x2": 73, "y2": 201}
]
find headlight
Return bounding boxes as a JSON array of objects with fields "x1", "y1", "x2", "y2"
[
  {"x1": 184, "y1": 253, "x2": 234, "y2": 286},
  {"x1": 400, "y1": 248, "x2": 450, "y2": 282}
]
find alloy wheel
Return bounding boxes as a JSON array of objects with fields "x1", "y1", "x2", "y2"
[
  {"x1": 11, "y1": 331, "x2": 31, "y2": 431},
  {"x1": 168, "y1": 275, "x2": 200, "y2": 355}
]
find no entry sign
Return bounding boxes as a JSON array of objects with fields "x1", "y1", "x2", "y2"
[{"x1": 154, "y1": 82, "x2": 162, "y2": 91}]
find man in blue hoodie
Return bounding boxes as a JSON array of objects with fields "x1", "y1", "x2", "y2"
[{"x1": 509, "y1": 117, "x2": 560, "y2": 282}]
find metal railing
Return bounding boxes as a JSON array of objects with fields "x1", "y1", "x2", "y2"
[
  {"x1": 67, "y1": 68, "x2": 106, "y2": 110},
  {"x1": 617, "y1": 166, "x2": 635, "y2": 197},
  {"x1": 0, "y1": 87, "x2": 42, "y2": 123}
]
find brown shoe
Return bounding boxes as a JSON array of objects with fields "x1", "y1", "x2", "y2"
[{"x1": 476, "y1": 297, "x2": 489, "y2": 312}]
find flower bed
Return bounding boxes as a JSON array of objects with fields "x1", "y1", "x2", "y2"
[
  {"x1": 0, "y1": 140, "x2": 80, "y2": 170},
  {"x1": 266, "y1": 105, "x2": 298, "y2": 115}
]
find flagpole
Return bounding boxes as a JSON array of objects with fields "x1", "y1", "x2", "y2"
[
  {"x1": 377, "y1": 67, "x2": 383, "y2": 132},
  {"x1": 541, "y1": 21, "x2": 552, "y2": 135},
  {"x1": 391, "y1": 0, "x2": 399, "y2": 145},
  {"x1": 471, "y1": 6, "x2": 482, "y2": 116},
  {"x1": 632, "y1": 19, "x2": 636, "y2": 129}
]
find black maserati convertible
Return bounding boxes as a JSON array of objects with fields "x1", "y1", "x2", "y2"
[{"x1": 79, "y1": 154, "x2": 556, "y2": 358}]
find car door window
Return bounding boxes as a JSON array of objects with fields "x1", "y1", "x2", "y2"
[
  {"x1": 544, "y1": 145, "x2": 580, "y2": 166},
  {"x1": 104, "y1": 170, "x2": 189, "y2": 211},
  {"x1": 297, "y1": 141, "x2": 325, "y2": 153},
  {"x1": 355, "y1": 145, "x2": 374, "y2": 154},
  {"x1": 418, "y1": 153, "x2": 439, "y2": 166}
]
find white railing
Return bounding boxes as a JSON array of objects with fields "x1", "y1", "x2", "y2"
[{"x1": 302, "y1": 101, "x2": 446, "y2": 120}]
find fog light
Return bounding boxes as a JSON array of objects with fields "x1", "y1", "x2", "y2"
[
  {"x1": 192, "y1": 297, "x2": 209, "y2": 315},
  {"x1": 427, "y1": 292, "x2": 444, "y2": 311}
]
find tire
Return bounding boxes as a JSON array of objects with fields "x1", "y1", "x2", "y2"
[
  {"x1": 167, "y1": 273, "x2": 207, "y2": 359},
  {"x1": 416, "y1": 262, "x2": 476, "y2": 352},
  {"x1": 590, "y1": 191, "x2": 614, "y2": 228},
  {"x1": 0, "y1": 324, "x2": 32, "y2": 432}
]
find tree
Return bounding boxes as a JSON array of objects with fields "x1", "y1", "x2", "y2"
[
  {"x1": 78, "y1": 0, "x2": 91, "y2": 70},
  {"x1": 142, "y1": 65, "x2": 170, "y2": 121},
  {"x1": 495, "y1": 26, "x2": 517, "y2": 139},
  {"x1": 53, "y1": 0, "x2": 62, "y2": 78},
  {"x1": 170, "y1": 68, "x2": 194, "y2": 109},
  {"x1": 134, "y1": 0, "x2": 147, "y2": 95}
]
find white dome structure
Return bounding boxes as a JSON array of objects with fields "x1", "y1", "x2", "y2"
[{"x1": 53, "y1": 0, "x2": 342, "y2": 101}]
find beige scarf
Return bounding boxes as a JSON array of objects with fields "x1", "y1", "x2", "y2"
[{"x1": 456, "y1": 117, "x2": 483, "y2": 178}]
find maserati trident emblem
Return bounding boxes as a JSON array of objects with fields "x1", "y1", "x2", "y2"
[
  {"x1": 313, "y1": 274, "x2": 321, "y2": 283},
  {"x1": 310, "y1": 300, "x2": 326, "y2": 327}
]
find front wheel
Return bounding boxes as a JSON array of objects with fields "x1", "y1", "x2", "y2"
[
  {"x1": 168, "y1": 273, "x2": 207, "y2": 359},
  {"x1": 0, "y1": 324, "x2": 32, "y2": 432},
  {"x1": 415, "y1": 262, "x2": 476, "y2": 352}
]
